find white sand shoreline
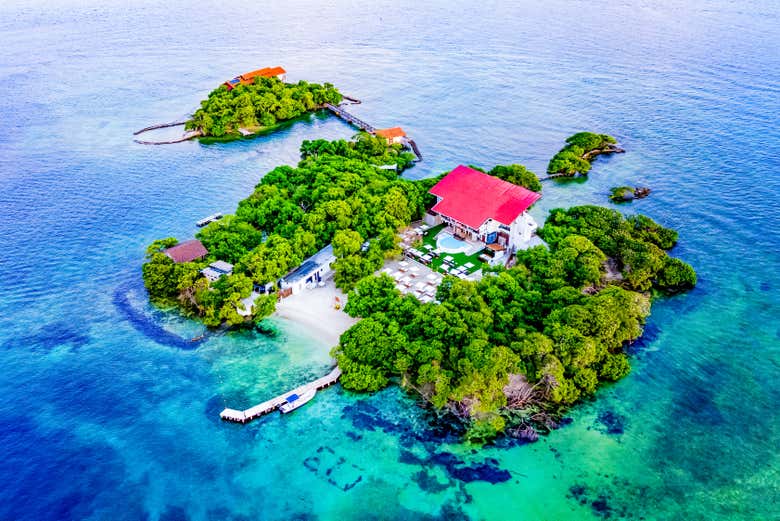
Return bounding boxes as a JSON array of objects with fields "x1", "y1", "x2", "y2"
[{"x1": 272, "y1": 278, "x2": 358, "y2": 349}]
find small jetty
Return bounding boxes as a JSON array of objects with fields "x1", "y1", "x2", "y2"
[
  {"x1": 540, "y1": 172, "x2": 571, "y2": 181},
  {"x1": 196, "y1": 213, "x2": 223, "y2": 227},
  {"x1": 406, "y1": 138, "x2": 423, "y2": 162},
  {"x1": 132, "y1": 120, "x2": 188, "y2": 136},
  {"x1": 324, "y1": 103, "x2": 423, "y2": 162},
  {"x1": 133, "y1": 120, "x2": 203, "y2": 145},
  {"x1": 220, "y1": 366, "x2": 341, "y2": 424},
  {"x1": 134, "y1": 129, "x2": 201, "y2": 145},
  {"x1": 324, "y1": 103, "x2": 376, "y2": 133}
]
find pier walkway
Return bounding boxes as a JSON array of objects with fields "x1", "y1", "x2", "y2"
[
  {"x1": 406, "y1": 138, "x2": 423, "y2": 162},
  {"x1": 324, "y1": 103, "x2": 423, "y2": 162},
  {"x1": 196, "y1": 213, "x2": 223, "y2": 227},
  {"x1": 134, "y1": 129, "x2": 202, "y2": 145},
  {"x1": 324, "y1": 103, "x2": 375, "y2": 133},
  {"x1": 133, "y1": 120, "x2": 187, "y2": 136},
  {"x1": 220, "y1": 366, "x2": 341, "y2": 423}
]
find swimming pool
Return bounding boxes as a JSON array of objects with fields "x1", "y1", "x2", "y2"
[{"x1": 436, "y1": 233, "x2": 471, "y2": 254}]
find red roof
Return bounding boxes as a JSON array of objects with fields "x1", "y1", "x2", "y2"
[
  {"x1": 429, "y1": 165, "x2": 541, "y2": 229},
  {"x1": 240, "y1": 66, "x2": 286, "y2": 82},
  {"x1": 375, "y1": 127, "x2": 406, "y2": 139},
  {"x1": 165, "y1": 240, "x2": 208, "y2": 263},
  {"x1": 225, "y1": 67, "x2": 286, "y2": 90}
]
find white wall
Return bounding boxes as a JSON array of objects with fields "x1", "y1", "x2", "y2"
[
  {"x1": 424, "y1": 212, "x2": 442, "y2": 226},
  {"x1": 288, "y1": 261, "x2": 334, "y2": 295},
  {"x1": 509, "y1": 212, "x2": 538, "y2": 251}
]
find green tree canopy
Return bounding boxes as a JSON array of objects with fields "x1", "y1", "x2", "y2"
[
  {"x1": 334, "y1": 206, "x2": 695, "y2": 441},
  {"x1": 489, "y1": 164, "x2": 542, "y2": 192},
  {"x1": 143, "y1": 134, "x2": 425, "y2": 326},
  {"x1": 187, "y1": 77, "x2": 342, "y2": 137},
  {"x1": 547, "y1": 132, "x2": 618, "y2": 176}
]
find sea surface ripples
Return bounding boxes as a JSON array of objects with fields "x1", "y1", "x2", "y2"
[{"x1": 0, "y1": 0, "x2": 778, "y2": 519}]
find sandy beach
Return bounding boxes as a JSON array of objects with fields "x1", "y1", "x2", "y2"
[{"x1": 273, "y1": 278, "x2": 358, "y2": 348}]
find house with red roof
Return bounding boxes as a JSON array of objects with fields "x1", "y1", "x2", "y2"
[
  {"x1": 426, "y1": 165, "x2": 541, "y2": 252},
  {"x1": 374, "y1": 127, "x2": 407, "y2": 145},
  {"x1": 164, "y1": 239, "x2": 208, "y2": 264},
  {"x1": 224, "y1": 66, "x2": 286, "y2": 90}
]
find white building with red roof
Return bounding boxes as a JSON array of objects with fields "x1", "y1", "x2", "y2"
[
  {"x1": 374, "y1": 127, "x2": 407, "y2": 145},
  {"x1": 427, "y1": 165, "x2": 541, "y2": 252}
]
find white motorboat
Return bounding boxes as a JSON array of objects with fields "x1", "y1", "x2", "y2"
[{"x1": 279, "y1": 388, "x2": 317, "y2": 413}]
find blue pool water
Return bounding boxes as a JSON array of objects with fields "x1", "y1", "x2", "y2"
[
  {"x1": 437, "y1": 233, "x2": 470, "y2": 253},
  {"x1": 0, "y1": 1, "x2": 779, "y2": 519}
]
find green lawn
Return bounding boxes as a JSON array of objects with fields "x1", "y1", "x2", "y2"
[{"x1": 412, "y1": 224, "x2": 485, "y2": 275}]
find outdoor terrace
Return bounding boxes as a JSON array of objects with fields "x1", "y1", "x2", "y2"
[
  {"x1": 400, "y1": 223, "x2": 485, "y2": 279},
  {"x1": 381, "y1": 258, "x2": 444, "y2": 303}
]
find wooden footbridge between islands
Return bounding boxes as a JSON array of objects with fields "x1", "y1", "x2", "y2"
[
  {"x1": 324, "y1": 103, "x2": 423, "y2": 162},
  {"x1": 324, "y1": 103, "x2": 376, "y2": 133},
  {"x1": 220, "y1": 366, "x2": 341, "y2": 424}
]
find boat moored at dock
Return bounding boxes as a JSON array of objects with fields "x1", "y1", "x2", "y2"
[
  {"x1": 279, "y1": 388, "x2": 317, "y2": 413},
  {"x1": 220, "y1": 366, "x2": 340, "y2": 424}
]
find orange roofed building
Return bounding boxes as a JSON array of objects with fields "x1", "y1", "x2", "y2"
[
  {"x1": 224, "y1": 66, "x2": 286, "y2": 90},
  {"x1": 374, "y1": 127, "x2": 407, "y2": 145}
]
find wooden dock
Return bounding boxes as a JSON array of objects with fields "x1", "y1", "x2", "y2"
[
  {"x1": 406, "y1": 138, "x2": 423, "y2": 162},
  {"x1": 324, "y1": 103, "x2": 423, "y2": 162},
  {"x1": 133, "y1": 120, "x2": 187, "y2": 136},
  {"x1": 134, "y1": 129, "x2": 202, "y2": 145},
  {"x1": 196, "y1": 213, "x2": 223, "y2": 227},
  {"x1": 220, "y1": 366, "x2": 341, "y2": 424},
  {"x1": 324, "y1": 103, "x2": 376, "y2": 133}
]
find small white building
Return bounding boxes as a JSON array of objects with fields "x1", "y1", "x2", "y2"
[
  {"x1": 237, "y1": 291, "x2": 261, "y2": 317},
  {"x1": 427, "y1": 165, "x2": 541, "y2": 252},
  {"x1": 201, "y1": 260, "x2": 234, "y2": 282},
  {"x1": 280, "y1": 244, "x2": 336, "y2": 295}
]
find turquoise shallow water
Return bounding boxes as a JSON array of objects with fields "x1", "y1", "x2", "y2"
[{"x1": 1, "y1": 1, "x2": 779, "y2": 519}]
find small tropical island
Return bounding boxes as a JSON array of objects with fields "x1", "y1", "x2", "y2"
[
  {"x1": 547, "y1": 132, "x2": 625, "y2": 177},
  {"x1": 186, "y1": 67, "x2": 343, "y2": 140},
  {"x1": 143, "y1": 128, "x2": 695, "y2": 443},
  {"x1": 610, "y1": 185, "x2": 651, "y2": 202},
  {"x1": 133, "y1": 67, "x2": 345, "y2": 144}
]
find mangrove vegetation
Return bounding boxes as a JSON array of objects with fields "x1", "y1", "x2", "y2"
[
  {"x1": 142, "y1": 126, "x2": 695, "y2": 444},
  {"x1": 609, "y1": 185, "x2": 651, "y2": 202},
  {"x1": 333, "y1": 205, "x2": 696, "y2": 442},
  {"x1": 547, "y1": 132, "x2": 624, "y2": 177},
  {"x1": 142, "y1": 135, "x2": 428, "y2": 326},
  {"x1": 488, "y1": 164, "x2": 542, "y2": 193},
  {"x1": 186, "y1": 77, "x2": 342, "y2": 138}
]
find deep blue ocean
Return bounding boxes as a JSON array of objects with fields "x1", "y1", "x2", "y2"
[{"x1": 1, "y1": 1, "x2": 778, "y2": 519}]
